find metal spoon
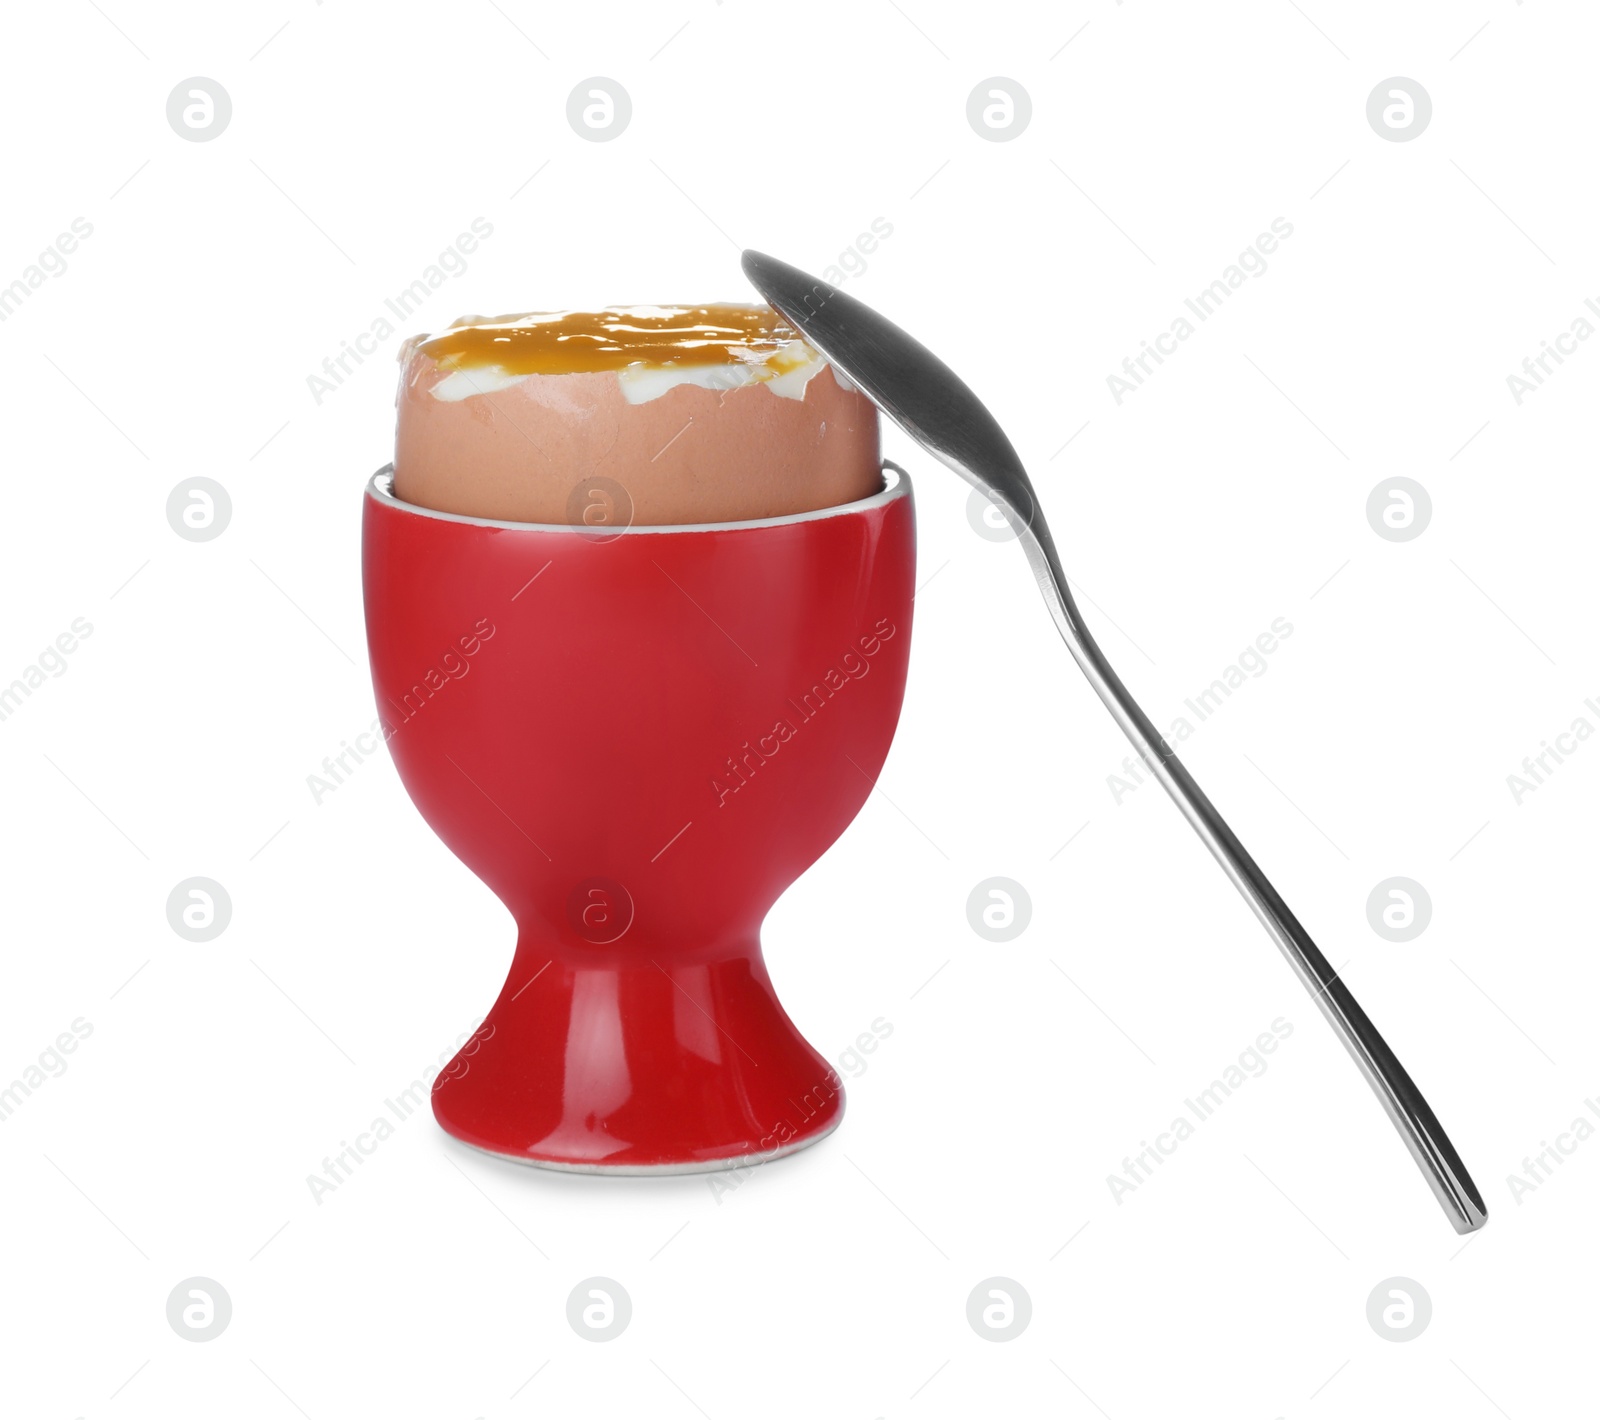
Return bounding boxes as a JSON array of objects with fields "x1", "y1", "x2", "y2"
[{"x1": 743, "y1": 250, "x2": 1486, "y2": 1234}]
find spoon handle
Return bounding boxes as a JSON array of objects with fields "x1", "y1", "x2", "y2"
[{"x1": 1019, "y1": 529, "x2": 1487, "y2": 1234}]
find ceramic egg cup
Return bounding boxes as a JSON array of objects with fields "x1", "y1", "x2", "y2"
[{"x1": 362, "y1": 466, "x2": 915, "y2": 1173}]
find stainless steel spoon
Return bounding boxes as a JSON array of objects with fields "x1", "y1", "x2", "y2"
[{"x1": 743, "y1": 250, "x2": 1486, "y2": 1234}]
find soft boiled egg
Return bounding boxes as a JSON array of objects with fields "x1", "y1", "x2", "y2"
[{"x1": 392, "y1": 304, "x2": 882, "y2": 526}]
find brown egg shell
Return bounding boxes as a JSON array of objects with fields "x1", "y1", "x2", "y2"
[{"x1": 393, "y1": 352, "x2": 882, "y2": 526}]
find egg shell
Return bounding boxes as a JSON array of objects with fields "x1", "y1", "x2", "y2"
[{"x1": 392, "y1": 349, "x2": 882, "y2": 526}]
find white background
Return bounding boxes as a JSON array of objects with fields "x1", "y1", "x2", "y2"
[{"x1": 2, "y1": 1, "x2": 1596, "y2": 1415}]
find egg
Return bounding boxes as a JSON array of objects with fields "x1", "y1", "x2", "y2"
[{"x1": 392, "y1": 303, "x2": 882, "y2": 526}]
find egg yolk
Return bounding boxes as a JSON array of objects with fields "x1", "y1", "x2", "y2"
[{"x1": 416, "y1": 304, "x2": 812, "y2": 377}]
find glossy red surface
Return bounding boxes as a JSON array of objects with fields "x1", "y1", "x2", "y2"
[{"x1": 362, "y1": 471, "x2": 915, "y2": 1171}]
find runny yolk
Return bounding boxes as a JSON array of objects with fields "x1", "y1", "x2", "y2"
[{"x1": 415, "y1": 304, "x2": 814, "y2": 376}]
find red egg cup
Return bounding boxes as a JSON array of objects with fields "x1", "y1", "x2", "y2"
[{"x1": 362, "y1": 466, "x2": 915, "y2": 1173}]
